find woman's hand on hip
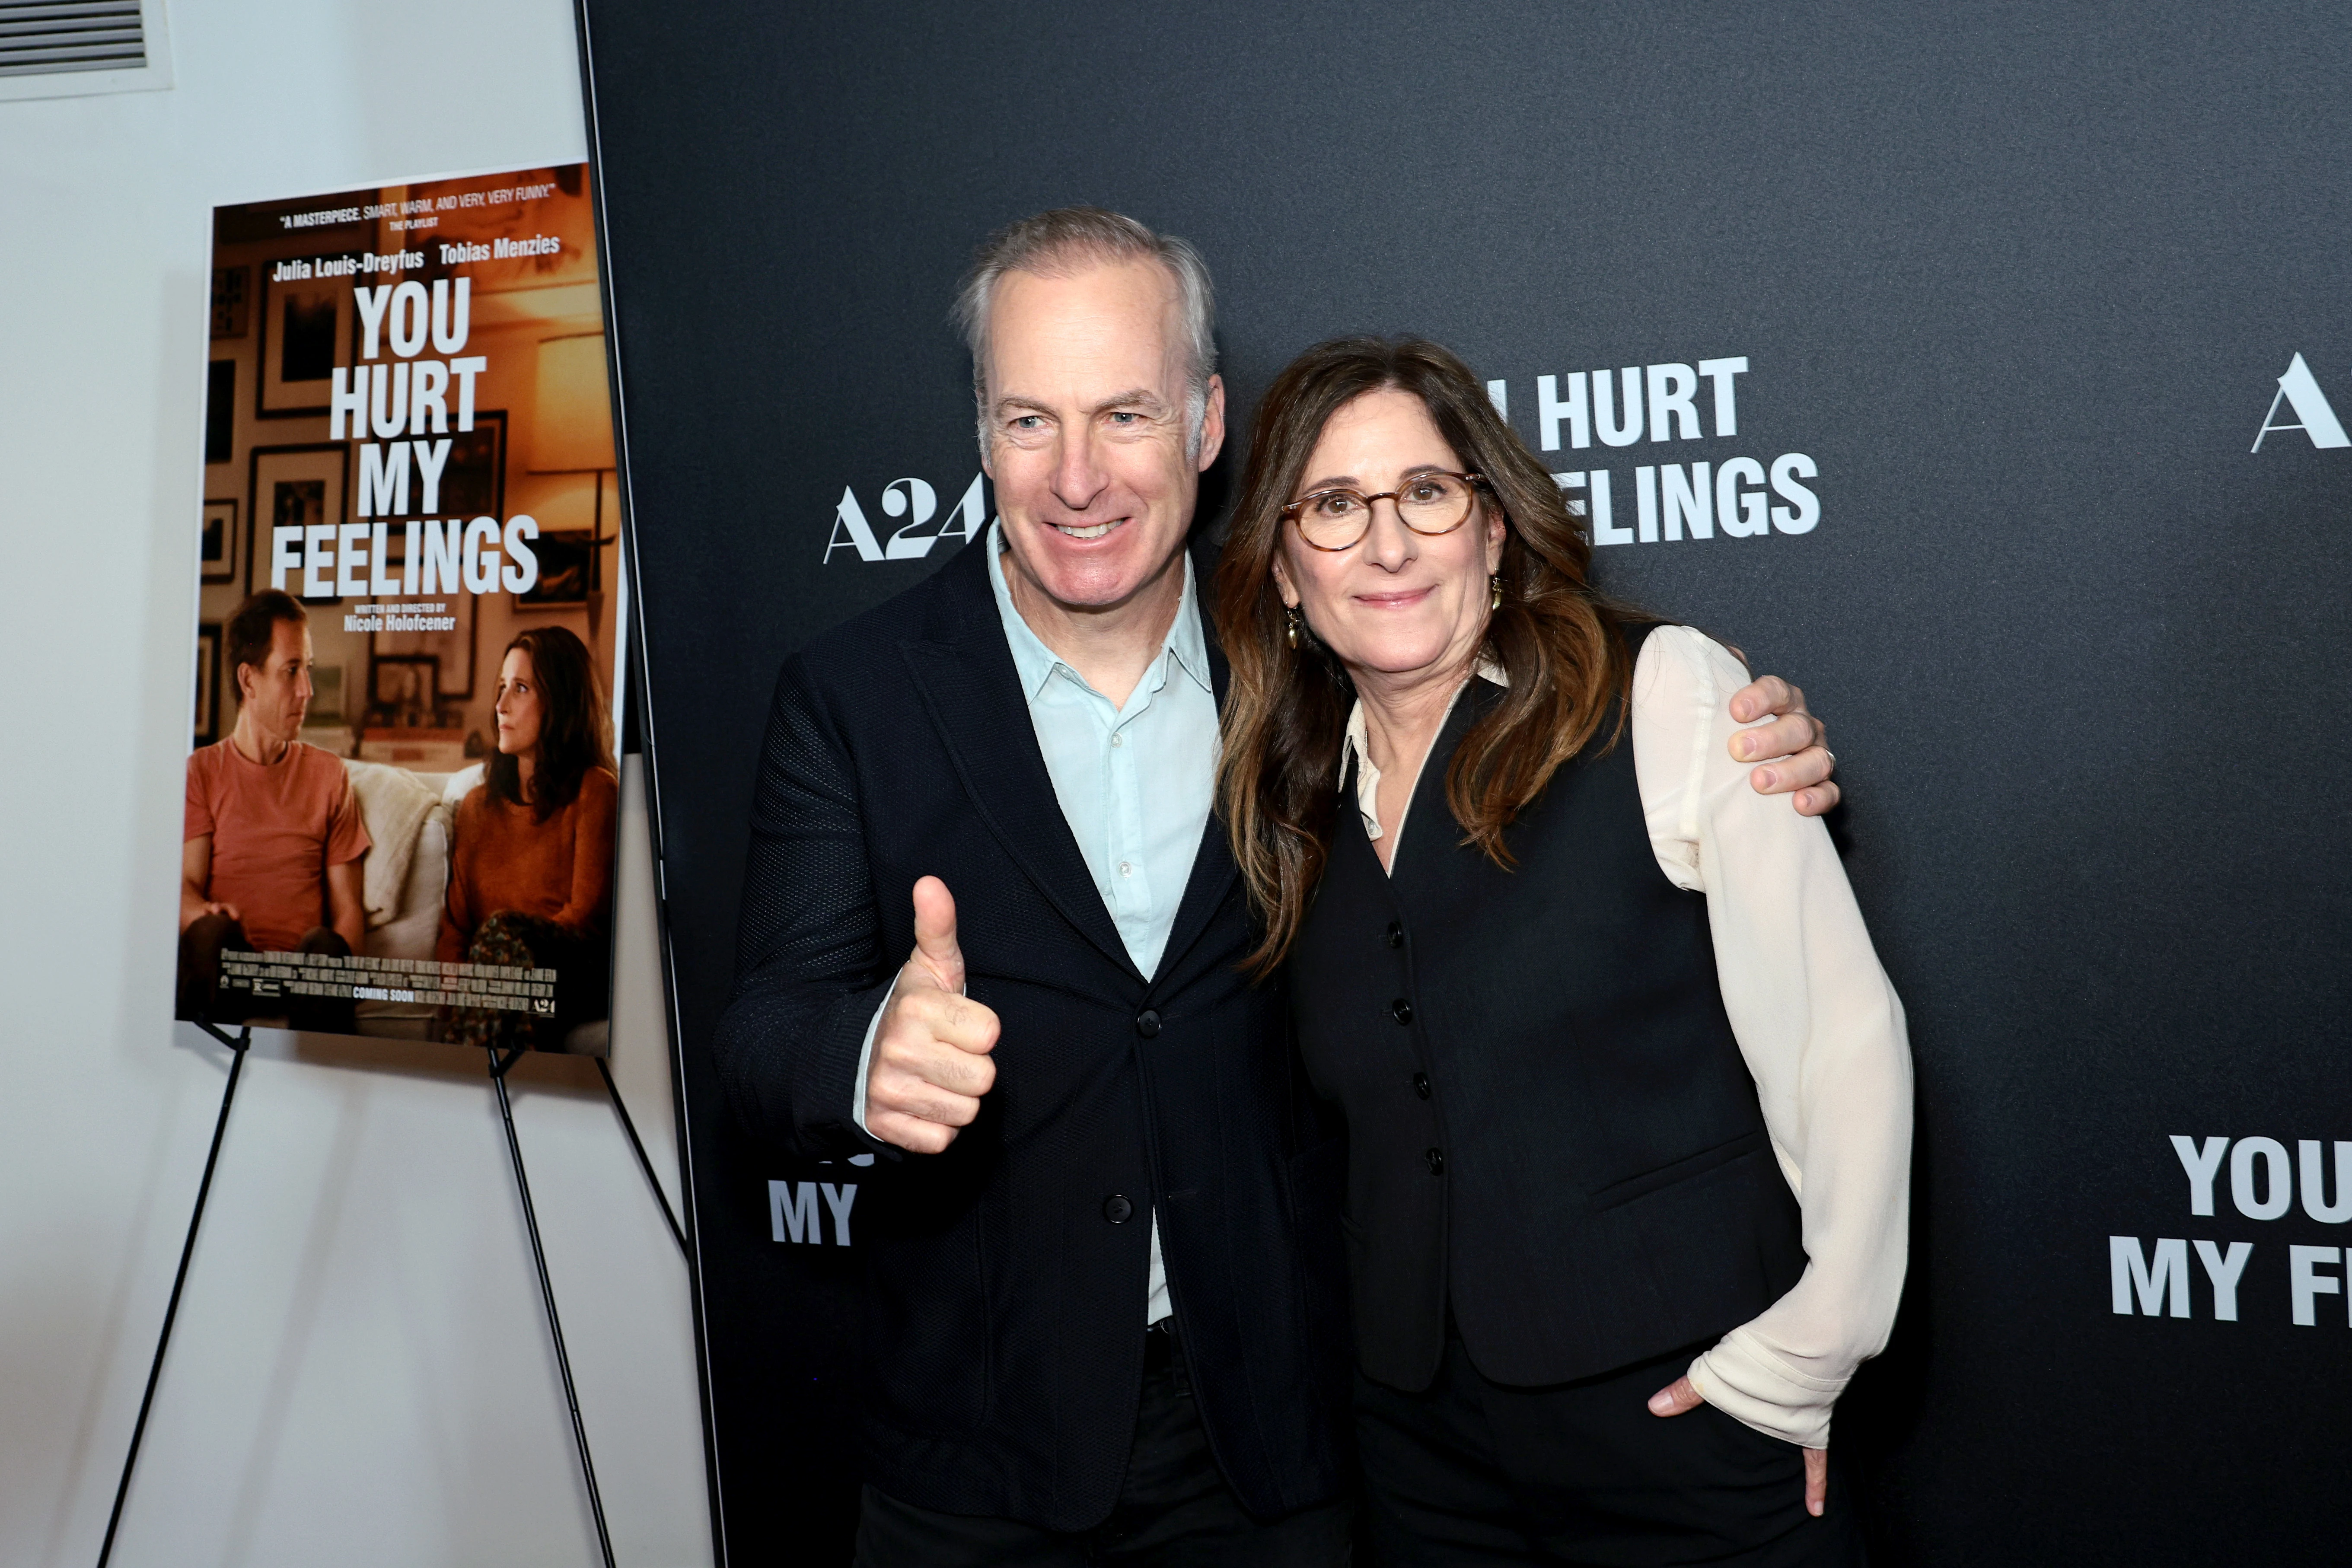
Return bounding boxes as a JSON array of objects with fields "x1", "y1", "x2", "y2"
[{"x1": 1647, "y1": 1374, "x2": 1829, "y2": 1517}]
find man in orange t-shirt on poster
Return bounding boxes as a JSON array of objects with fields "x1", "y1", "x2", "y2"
[{"x1": 178, "y1": 590, "x2": 371, "y2": 1034}]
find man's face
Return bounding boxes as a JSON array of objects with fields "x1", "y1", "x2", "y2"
[
  {"x1": 981, "y1": 257, "x2": 1225, "y2": 614},
  {"x1": 239, "y1": 619, "x2": 314, "y2": 744}
]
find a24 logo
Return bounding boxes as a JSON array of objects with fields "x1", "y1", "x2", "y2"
[
  {"x1": 825, "y1": 472, "x2": 992, "y2": 563},
  {"x1": 2253, "y1": 353, "x2": 2349, "y2": 452}
]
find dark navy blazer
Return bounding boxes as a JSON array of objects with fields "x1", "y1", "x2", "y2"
[{"x1": 711, "y1": 538, "x2": 1351, "y2": 1530}]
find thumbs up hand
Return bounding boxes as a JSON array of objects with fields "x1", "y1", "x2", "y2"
[{"x1": 866, "y1": 876, "x2": 1002, "y2": 1154}]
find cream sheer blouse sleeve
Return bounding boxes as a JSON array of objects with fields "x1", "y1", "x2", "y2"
[{"x1": 1631, "y1": 625, "x2": 1914, "y2": 1450}]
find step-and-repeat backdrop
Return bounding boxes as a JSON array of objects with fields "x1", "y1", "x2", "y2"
[{"x1": 577, "y1": 4, "x2": 2352, "y2": 1561}]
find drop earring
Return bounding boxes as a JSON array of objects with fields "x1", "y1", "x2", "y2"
[
  {"x1": 1285, "y1": 605, "x2": 1303, "y2": 649},
  {"x1": 1489, "y1": 573, "x2": 1503, "y2": 611}
]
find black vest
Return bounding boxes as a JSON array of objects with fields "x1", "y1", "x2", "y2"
[{"x1": 1289, "y1": 634, "x2": 1805, "y2": 1392}]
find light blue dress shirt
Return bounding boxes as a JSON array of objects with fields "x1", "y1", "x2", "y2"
[
  {"x1": 985, "y1": 524, "x2": 1218, "y2": 981},
  {"x1": 856, "y1": 523, "x2": 1218, "y2": 1323}
]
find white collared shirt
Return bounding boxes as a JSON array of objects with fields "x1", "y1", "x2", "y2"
[{"x1": 1339, "y1": 625, "x2": 1913, "y2": 1450}]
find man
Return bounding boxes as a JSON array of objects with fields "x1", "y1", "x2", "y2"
[
  {"x1": 178, "y1": 590, "x2": 369, "y2": 1034},
  {"x1": 712, "y1": 208, "x2": 1840, "y2": 1565}
]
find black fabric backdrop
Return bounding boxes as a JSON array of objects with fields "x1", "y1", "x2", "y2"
[{"x1": 575, "y1": 4, "x2": 2352, "y2": 1562}]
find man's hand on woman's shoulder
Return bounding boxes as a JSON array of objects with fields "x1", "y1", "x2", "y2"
[{"x1": 1727, "y1": 674, "x2": 1839, "y2": 817}]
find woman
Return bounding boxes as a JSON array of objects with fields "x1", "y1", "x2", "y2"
[
  {"x1": 438, "y1": 625, "x2": 619, "y2": 1051},
  {"x1": 1214, "y1": 338, "x2": 1910, "y2": 1565}
]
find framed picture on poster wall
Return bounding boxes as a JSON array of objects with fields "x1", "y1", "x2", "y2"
[
  {"x1": 193, "y1": 623, "x2": 221, "y2": 745},
  {"x1": 255, "y1": 266, "x2": 355, "y2": 418},
  {"x1": 200, "y1": 499, "x2": 239, "y2": 585},
  {"x1": 373, "y1": 588, "x2": 477, "y2": 701},
  {"x1": 205, "y1": 361, "x2": 236, "y2": 466},
  {"x1": 210, "y1": 265, "x2": 250, "y2": 340},
  {"x1": 369, "y1": 654, "x2": 439, "y2": 719},
  {"x1": 373, "y1": 410, "x2": 502, "y2": 700},
  {"x1": 247, "y1": 444, "x2": 350, "y2": 602},
  {"x1": 516, "y1": 530, "x2": 598, "y2": 606},
  {"x1": 437, "y1": 409, "x2": 506, "y2": 521}
]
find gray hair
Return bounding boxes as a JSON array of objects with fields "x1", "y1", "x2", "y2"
[{"x1": 951, "y1": 206, "x2": 1218, "y2": 459}]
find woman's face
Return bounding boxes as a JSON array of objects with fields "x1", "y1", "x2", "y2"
[
  {"x1": 1271, "y1": 387, "x2": 1505, "y2": 692},
  {"x1": 494, "y1": 647, "x2": 544, "y2": 759}
]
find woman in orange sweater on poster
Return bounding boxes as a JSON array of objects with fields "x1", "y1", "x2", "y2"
[{"x1": 438, "y1": 625, "x2": 619, "y2": 1052}]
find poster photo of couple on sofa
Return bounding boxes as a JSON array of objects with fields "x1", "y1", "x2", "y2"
[{"x1": 178, "y1": 163, "x2": 624, "y2": 1054}]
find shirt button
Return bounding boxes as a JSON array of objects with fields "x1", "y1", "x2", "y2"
[
  {"x1": 1385, "y1": 921, "x2": 1403, "y2": 949},
  {"x1": 1110, "y1": 733, "x2": 1124, "y2": 747},
  {"x1": 1390, "y1": 998, "x2": 1413, "y2": 1025},
  {"x1": 1103, "y1": 1195, "x2": 1134, "y2": 1223},
  {"x1": 1413, "y1": 1072, "x2": 1431, "y2": 1100},
  {"x1": 1135, "y1": 1010, "x2": 1162, "y2": 1038},
  {"x1": 1119, "y1": 860, "x2": 1134, "y2": 877},
  {"x1": 1425, "y1": 1148, "x2": 1445, "y2": 1176}
]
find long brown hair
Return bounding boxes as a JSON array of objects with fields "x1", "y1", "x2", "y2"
[
  {"x1": 486, "y1": 625, "x2": 614, "y2": 821},
  {"x1": 1214, "y1": 336, "x2": 1651, "y2": 974}
]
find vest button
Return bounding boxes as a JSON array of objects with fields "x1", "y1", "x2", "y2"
[
  {"x1": 1390, "y1": 998, "x2": 1413, "y2": 1025},
  {"x1": 1135, "y1": 1009, "x2": 1161, "y2": 1038},
  {"x1": 1413, "y1": 1072, "x2": 1432, "y2": 1100},
  {"x1": 1425, "y1": 1147, "x2": 1445, "y2": 1176},
  {"x1": 1103, "y1": 1195, "x2": 1134, "y2": 1223},
  {"x1": 1384, "y1": 920, "x2": 1404, "y2": 949}
]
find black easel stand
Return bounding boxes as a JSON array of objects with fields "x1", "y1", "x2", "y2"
[
  {"x1": 594, "y1": 1056, "x2": 688, "y2": 1262},
  {"x1": 96, "y1": 1021, "x2": 251, "y2": 1568},
  {"x1": 489, "y1": 1045, "x2": 618, "y2": 1568},
  {"x1": 97, "y1": 1027, "x2": 650, "y2": 1567}
]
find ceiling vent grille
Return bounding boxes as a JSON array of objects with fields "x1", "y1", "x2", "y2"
[
  {"x1": 0, "y1": 0, "x2": 168, "y2": 99},
  {"x1": 0, "y1": 0, "x2": 145, "y2": 77}
]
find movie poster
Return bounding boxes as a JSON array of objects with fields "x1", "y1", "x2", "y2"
[{"x1": 182, "y1": 164, "x2": 626, "y2": 1053}]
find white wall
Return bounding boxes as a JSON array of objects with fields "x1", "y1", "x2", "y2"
[{"x1": 0, "y1": 5, "x2": 715, "y2": 1565}]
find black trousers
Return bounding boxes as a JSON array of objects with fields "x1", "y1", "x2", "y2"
[
  {"x1": 1354, "y1": 1330, "x2": 1863, "y2": 1568},
  {"x1": 176, "y1": 914, "x2": 355, "y2": 1036},
  {"x1": 854, "y1": 1323, "x2": 1354, "y2": 1567}
]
